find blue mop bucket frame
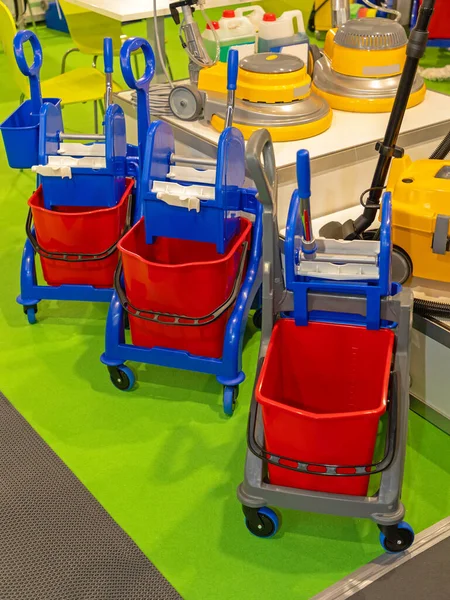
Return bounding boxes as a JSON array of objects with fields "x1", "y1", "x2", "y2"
[
  {"x1": 15, "y1": 37, "x2": 154, "y2": 324},
  {"x1": 284, "y1": 160, "x2": 396, "y2": 330},
  {"x1": 38, "y1": 101, "x2": 128, "y2": 209},
  {"x1": 140, "y1": 121, "x2": 244, "y2": 253},
  {"x1": 0, "y1": 30, "x2": 61, "y2": 169},
  {"x1": 101, "y1": 119, "x2": 263, "y2": 415}
]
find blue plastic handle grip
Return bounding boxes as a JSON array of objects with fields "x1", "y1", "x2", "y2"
[
  {"x1": 13, "y1": 30, "x2": 43, "y2": 77},
  {"x1": 227, "y1": 49, "x2": 238, "y2": 91},
  {"x1": 103, "y1": 37, "x2": 114, "y2": 73},
  {"x1": 120, "y1": 37, "x2": 155, "y2": 90},
  {"x1": 296, "y1": 149, "x2": 311, "y2": 199}
]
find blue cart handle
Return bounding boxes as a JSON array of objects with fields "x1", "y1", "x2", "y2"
[
  {"x1": 13, "y1": 30, "x2": 43, "y2": 114},
  {"x1": 296, "y1": 149, "x2": 311, "y2": 200},
  {"x1": 120, "y1": 37, "x2": 155, "y2": 92},
  {"x1": 103, "y1": 37, "x2": 114, "y2": 74},
  {"x1": 227, "y1": 49, "x2": 238, "y2": 91},
  {"x1": 120, "y1": 37, "x2": 155, "y2": 166}
]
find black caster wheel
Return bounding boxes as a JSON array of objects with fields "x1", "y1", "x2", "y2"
[
  {"x1": 243, "y1": 506, "x2": 280, "y2": 538},
  {"x1": 23, "y1": 304, "x2": 38, "y2": 325},
  {"x1": 379, "y1": 521, "x2": 415, "y2": 553},
  {"x1": 252, "y1": 308, "x2": 262, "y2": 330},
  {"x1": 108, "y1": 365, "x2": 135, "y2": 391}
]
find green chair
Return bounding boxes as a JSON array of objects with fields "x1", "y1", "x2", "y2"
[{"x1": 0, "y1": 0, "x2": 121, "y2": 132}]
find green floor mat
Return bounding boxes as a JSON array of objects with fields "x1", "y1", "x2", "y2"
[{"x1": 1, "y1": 21, "x2": 450, "y2": 600}]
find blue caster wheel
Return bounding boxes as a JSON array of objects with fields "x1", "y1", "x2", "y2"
[
  {"x1": 244, "y1": 506, "x2": 279, "y2": 538},
  {"x1": 223, "y1": 385, "x2": 238, "y2": 416},
  {"x1": 108, "y1": 365, "x2": 135, "y2": 391},
  {"x1": 24, "y1": 305, "x2": 37, "y2": 325},
  {"x1": 379, "y1": 521, "x2": 415, "y2": 553}
]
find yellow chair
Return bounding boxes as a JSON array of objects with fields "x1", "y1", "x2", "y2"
[
  {"x1": 57, "y1": 0, "x2": 137, "y2": 75},
  {"x1": 0, "y1": 0, "x2": 121, "y2": 132}
]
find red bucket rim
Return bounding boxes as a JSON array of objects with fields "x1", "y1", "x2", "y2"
[
  {"x1": 256, "y1": 319, "x2": 393, "y2": 421},
  {"x1": 118, "y1": 217, "x2": 252, "y2": 271},
  {"x1": 28, "y1": 177, "x2": 134, "y2": 215}
]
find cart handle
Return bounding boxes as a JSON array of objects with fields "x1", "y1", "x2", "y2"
[
  {"x1": 13, "y1": 30, "x2": 43, "y2": 114},
  {"x1": 120, "y1": 37, "x2": 155, "y2": 92},
  {"x1": 114, "y1": 241, "x2": 248, "y2": 327},
  {"x1": 247, "y1": 366, "x2": 399, "y2": 477},
  {"x1": 25, "y1": 191, "x2": 133, "y2": 262},
  {"x1": 103, "y1": 37, "x2": 114, "y2": 74},
  {"x1": 104, "y1": 37, "x2": 114, "y2": 108},
  {"x1": 120, "y1": 37, "x2": 155, "y2": 167},
  {"x1": 245, "y1": 129, "x2": 277, "y2": 212}
]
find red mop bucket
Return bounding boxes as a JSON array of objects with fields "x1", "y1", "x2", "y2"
[
  {"x1": 28, "y1": 178, "x2": 133, "y2": 288},
  {"x1": 119, "y1": 217, "x2": 252, "y2": 358},
  {"x1": 256, "y1": 319, "x2": 394, "y2": 496}
]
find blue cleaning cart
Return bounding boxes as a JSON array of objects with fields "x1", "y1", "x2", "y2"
[
  {"x1": 238, "y1": 129, "x2": 415, "y2": 552},
  {"x1": 100, "y1": 50, "x2": 263, "y2": 416},
  {"x1": 4, "y1": 33, "x2": 154, "y2": 324}
]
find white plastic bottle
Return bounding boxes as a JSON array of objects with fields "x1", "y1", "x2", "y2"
[
  {"x1": 257, "y1": 10, "x2": 309, "y2": 64},
  {"x1": 202, "y1": 10, "x2": 256, "y2": 61}
]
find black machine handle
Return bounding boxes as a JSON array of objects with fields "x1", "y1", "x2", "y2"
[
  {"x1": 114, "y1": 241, "x2": 248, "y2": 327},
  {"x1": 25, "y1": 193, "x2": 133, "y2": 263},
  {"x1": 247, "y1": 369, "x2": 400, "y2": 477},
  {"x1": 351, "y1": 0, "x2": 436, "y2": 238}
]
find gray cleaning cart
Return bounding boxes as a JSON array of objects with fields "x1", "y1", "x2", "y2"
[{"x1": 237, "y1": 129, "x2": 415, "y2": 553}]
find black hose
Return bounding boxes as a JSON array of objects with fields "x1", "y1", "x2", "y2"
[
  {"x1": 308, "y1": 0, "x2": 330, "y2": 34},
  {"x1": 414, "y1": 298, "x2": 450, "y2": 318},
  {"x1": 351, "y1": 0, "x2": 436, "y2": 239},
  {"x1": 430, "y1": 130, "x2": 450, "y2": 160}
]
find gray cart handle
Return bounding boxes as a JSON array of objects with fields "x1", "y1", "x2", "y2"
[{"x1": 245, "y1": 129, "x2": 277, "y2": 212}]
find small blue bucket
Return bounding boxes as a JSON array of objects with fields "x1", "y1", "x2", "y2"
[{"x1": 0, "y1": 98, "x2": 61, "y2": 169}]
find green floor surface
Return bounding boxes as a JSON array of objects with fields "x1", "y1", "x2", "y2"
[{"x1": 1, "y1": 20, "x2": 450, "y2": 600}]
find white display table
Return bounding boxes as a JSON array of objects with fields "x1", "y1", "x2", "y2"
[{"x1": 115, "y1": 88, "x2": 450, "y2": 229}]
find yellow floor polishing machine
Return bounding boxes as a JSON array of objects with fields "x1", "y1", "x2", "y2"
[
  {"x1": 169, "y1": 50, "x2": 332, "y2": 142},
  {"x1": 312, "y1": 1, "x2": 426, "y2": 112}
]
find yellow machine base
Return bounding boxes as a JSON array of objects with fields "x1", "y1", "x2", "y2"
[
  {"x1": 311, "y1": 83, "x2": 426, "y2": 113},
  {"x1": 210, "y1": 111, "x2": 333, "y2": 142}
]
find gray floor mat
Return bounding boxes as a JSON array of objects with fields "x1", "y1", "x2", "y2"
[
  {"x1": 312, "y1": 517, "x2": 450, "y2": 600},
  {"x1": 0, "y1": 391, "x2": 183, "y2": 600},
  {"x1": 351, "y1": 536, "x2": 450, "y2": 600}
]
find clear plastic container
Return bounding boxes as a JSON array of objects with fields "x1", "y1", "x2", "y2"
[
  {"x1": 257, "y1": 10, "x2": 309, "y2": 63},
  {"x1": 202, "y1": 10, "x2": 255, "y2": 61}
]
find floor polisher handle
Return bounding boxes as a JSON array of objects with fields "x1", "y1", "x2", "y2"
[
  {"x1": 225, "y1": 49, "x2": 239, "y2": 129},
  {"x1": 351, "y1": 0, "x2": 435, "y2": 238}
]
